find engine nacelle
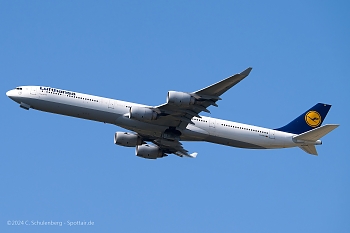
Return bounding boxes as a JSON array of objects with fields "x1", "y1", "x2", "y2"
[
  {"x1": 129, "y1": 106, "x2": 157, "y2": 121},
  {"x1": 136, "y1": 144, "x2": 165, "y2": 159},
  {"x1": 167, "y1": 91, "x2": 195, "y2": 106},
  {"x1": 114, "y1": 132, "x2": 142, "y2": 147}
]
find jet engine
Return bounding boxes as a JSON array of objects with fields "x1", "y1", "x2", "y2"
[
  {"x1": 129, "y1": 106, "x2": 157, "y2": 121},
  {"x1": 167, "y1": 91, "x2": 195, "y2": 106},
  {"x1": 114, "y1": 132, "x2": 142, "y2": 147},
  {"x1": 136, "y1": 144, "x2": 166, "y2": 159}
]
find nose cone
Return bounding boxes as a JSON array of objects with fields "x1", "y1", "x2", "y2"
[
  {"x1": 6, "y1": 90, "x2": 13, "y2": 97},
  {"x1": 6, "y1": 90, "x2": 16, "y2": 100}
]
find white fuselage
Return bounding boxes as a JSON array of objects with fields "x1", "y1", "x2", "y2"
[{"x1": 6, "y1": 86, "x2": 298, "y2": 150}]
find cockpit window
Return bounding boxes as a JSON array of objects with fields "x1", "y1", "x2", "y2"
[{"x1": 16, "y1": 87, "x2": 22, "y2": 90}]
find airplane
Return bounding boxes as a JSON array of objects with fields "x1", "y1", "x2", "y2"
[{"x1": 6, "y1": 68, "x2": 339, "y2": 159}]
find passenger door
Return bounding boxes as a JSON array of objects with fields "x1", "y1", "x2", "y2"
[
  {"x1": 30, "y1": 86, "x2": 37, "y2": 95},
  {"x1": 209, "y1": 118, "x2": 216, "y2": 135},
  {"x1": 108, "y1": 99, "x2": 115, "y2": 109}
]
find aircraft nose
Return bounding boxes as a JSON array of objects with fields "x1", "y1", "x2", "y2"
[
  {"x1": 6, "y1": 90, "x2": 16, "y2": 99},
  {"x1": 6, "y1": 90, "x2": 12, "y2": 97}
]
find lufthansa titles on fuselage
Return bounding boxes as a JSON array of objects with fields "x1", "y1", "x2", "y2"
[{"x1": 40, "y1": 86, "x2": 76, "y2": 96}]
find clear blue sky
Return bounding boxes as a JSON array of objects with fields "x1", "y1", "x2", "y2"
[{"x1": 1, "y1": 1, "x2": 349, "y2": 232}]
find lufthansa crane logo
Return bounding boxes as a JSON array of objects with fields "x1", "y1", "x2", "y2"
[{"x1": 305, "y1": 111, "x2": 321, "y2": 127}]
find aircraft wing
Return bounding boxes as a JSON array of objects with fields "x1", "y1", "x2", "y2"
[{"x1": 153, "y1": 67, "x2": 252, "y2": 129}]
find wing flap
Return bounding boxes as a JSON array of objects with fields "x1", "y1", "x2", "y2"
[{"x1": 153, "y1": 138, "x2": 197, "y2": 158}]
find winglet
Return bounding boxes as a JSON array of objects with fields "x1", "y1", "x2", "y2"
[
  {"x1": 175, "y1": 151, "x2": 198, "y2": 158},
  {"x1": 194, "y1": 67, "x2": 253, "y2": 97},
  {"x1": 240, "y1": 67, "x2": 252, "y2": 77},
  {"x1": 188, "y1": 152, "x2": 198, "y2": 158}
]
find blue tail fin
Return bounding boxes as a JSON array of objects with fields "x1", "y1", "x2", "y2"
[{"x1": 275, "y1": 103, "x2": 332, "y2": 134}]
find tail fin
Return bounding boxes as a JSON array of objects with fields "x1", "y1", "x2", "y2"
[{"x1": 275, "y1": 103, "x2": 332, "y2": 134}]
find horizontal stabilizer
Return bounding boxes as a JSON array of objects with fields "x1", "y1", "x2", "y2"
[
  {"x1": 299, "y1": 145, "x2": 318, "y2": 156},
  {"x1": 293, "y1": 124, "x2": 339, "y2": 142}
]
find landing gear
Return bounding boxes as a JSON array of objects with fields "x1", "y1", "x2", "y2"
[{"x1": 162, "y1": 127, "x2": 182, "y2": 140}]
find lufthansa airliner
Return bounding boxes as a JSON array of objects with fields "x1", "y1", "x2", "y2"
[{"x1": 6, "y1": 68, "x2": 339, "y2": 159}]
